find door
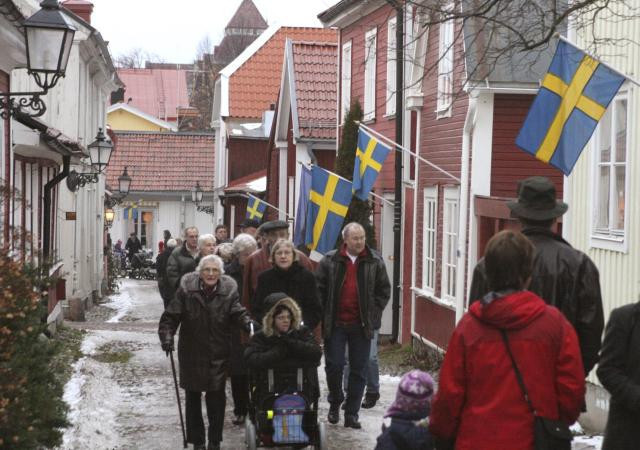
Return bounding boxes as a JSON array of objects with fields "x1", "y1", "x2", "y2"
[{"x1": 379, "y1": 193, "x2": 394, "y2": 335}]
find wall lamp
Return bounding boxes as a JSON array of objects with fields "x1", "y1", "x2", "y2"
[
  {"x1": 191, "y1": 181, "x2": 215, "y2": 214},
  {"x1": 66, "y1": 128, "x2": 113, "y2": 191}
]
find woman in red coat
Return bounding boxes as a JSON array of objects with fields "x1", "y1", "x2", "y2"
[{"x1": 429, "y1": 230, "x2": 585, "y2": 450}]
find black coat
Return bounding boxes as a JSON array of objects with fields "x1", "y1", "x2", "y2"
[
  {"x1": 597, "y1": 301, "x2": 640, "y2": 450},
  {"x1": 156, "y1": 246, "x2": 174, "y2": 302},
  {"x1": 125, "y1": 236, "x2": 142, "y2": 256},
  {"x1": 315, "y1": 245, "x2": 391, "y2": 339},
  {"x1": 158, "y1": 273, "x2": 250, "y2": 392},
  {"x1": 225, "y1": 258, "x2": 246, "y2": 374},
  {"x1": 375, "y1": 418, "x2": 433, "y2": 450},
  {"x1": 468, "y1": 226, "x2": 604, "y2": 374},
  {"x1": 166, "y1": 245, "x2": 198, "y2": 298},
  {"x1": 253, "y1": 262, "x2": 322, "y2": 331}
]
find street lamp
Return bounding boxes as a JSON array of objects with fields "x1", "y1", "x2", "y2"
[
  {"x1": 118, "y1": 166, "x2": 132, "y2": 195},
  {"x1": 191, "y1": 181, "x2": 214, "y2": 214},
  {"x1": 66, "y1": 128, "x2": 114, "y2": 191},
  {"x1": 104, "y1": 208, "x2": 114, "y2": 228},
  {"x1": 0, "y1": 0, "x2": 76, "y2": 118}
]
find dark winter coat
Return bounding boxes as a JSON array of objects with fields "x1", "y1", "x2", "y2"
[
  {"x1": 241, "y1": 246, "x2": 314, "y2": 309},
  {"x1": 125, "y1": 236, "x2": 142, "y2": 256},
  {"x1": 244, "y1": 297, "x2": 322, "y2": 400},
  {"x1": 156, "y1": 246, "x2": 174, "y2": 302},
  {"x1": 158, "y1": 272, "x2": 251, "y2": 392},
  {"x1": 166, "y1": 245, "x2": 198, "y2": 297},
  {"x1": 225, "y1": 258, "x2": 246, "y2": 374},
  {"x1": 429, "y1": 290, "x2": 585, "y2": 450},
  {"x1": 468, "y1": 226, "x2": 604, "y2": 375},
  {"x1": 315, "y1": 244, "x2": 391, "y2": 339},
  {"x1": 375, "y1": 418, "x2": 433, "y2": 450},
  {"x1": 597, "y1": 301, "x2": 640, "y2": 450},
  {"x1": 252, "y1": 262, "x2": 322, "y2": 330}
]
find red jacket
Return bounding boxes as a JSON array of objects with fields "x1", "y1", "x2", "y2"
[{"x1": 429, "y1": 291, "x2": 585, "y2": 450}]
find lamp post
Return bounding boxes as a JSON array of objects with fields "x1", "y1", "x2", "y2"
[
  {"x1": 192, "y1": 182, "x2": 214, "y2": 214},
  {"x1": 0, "y1": 0, "x2": 76, "y2": 119},
  {"x1": 67, "y1": 128, "x2": 113, "y2": 191},
  {"x1": 104, "y1": 208, "x2": 114, "y2": 228}
]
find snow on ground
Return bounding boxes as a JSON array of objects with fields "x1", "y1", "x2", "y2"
[{"x1": 103, "y1": 279, "x2": 137, "y2": 323}]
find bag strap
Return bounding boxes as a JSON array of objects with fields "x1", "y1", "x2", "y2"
[{"x1": 500, "y1": 329, "x2": 536, "y2": 415}]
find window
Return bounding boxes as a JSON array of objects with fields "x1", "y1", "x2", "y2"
[
  {"x1": 592, "y1": 93, "x2": 628, "y2": 248},
  {"x1": 441, "y1": 186, "x2": 459, "y2": 301},
  {"x1": 386, "y1": 17, "x2": 397, "y2": 116},
  {"x1": 437, "y1": 5, "x2": 454, "y2": 116},
  {"x1": 364, "y1": 28, "x2": 377, "y2": 121},
  {"x1": 341, "y1": 41, "x2": 352, "y2": 122},
  {"x1": 422, "y1": 186, "x2": 438, "y2": 293}
]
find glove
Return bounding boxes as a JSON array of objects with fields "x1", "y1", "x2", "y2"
[{"x1": 161, "y1": 336, "x2": 174, "y2": 355}]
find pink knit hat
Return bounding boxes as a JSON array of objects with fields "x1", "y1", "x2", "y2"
[{"x1": 385, "y1": 370, "x2": 435, "y2": 420}]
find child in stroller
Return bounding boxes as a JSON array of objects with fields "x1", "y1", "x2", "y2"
[{"x1": 244, "y1": 293, "x2": 326, "y2": 449}]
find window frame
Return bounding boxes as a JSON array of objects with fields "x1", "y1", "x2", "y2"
[
  {"x1": 364, "y1": 27, "x2": 377, "y2": 121},
  {"x1": 386, "y1": 17, "x2": 397, "y2": 116},
  {"x1": 441, "y1": 186, "x2": 459, "y2": 302},
  {"x1": 436, "y1": 4, "x2": 454, "y2": 118},
  {"x1": 422, "y1": 186, "x2": 438, "y2": 294},
  {"x1": 341, "y1": 40, "x2": 352, "y2": 122},
  {"x1": 590, "y1": 91, "x2": 630, "y2": 252}
]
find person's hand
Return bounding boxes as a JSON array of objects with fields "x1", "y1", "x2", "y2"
[{"x1": 161, "y1": 336, "x2": 174, "y2": 356}]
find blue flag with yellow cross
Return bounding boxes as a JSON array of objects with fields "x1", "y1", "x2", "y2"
[
  {"x1": 246, "y1": 194, "x2": 268, "y2": 221},
  {"x1": 353, "y1": 127, "x2": 392, "y2": 200},
  {"x1": 305, "y1": 166, "x2": 352, "y2": 254},
  {"x1": 516, "y1": 40, "x2": 626, "y2": 175}
]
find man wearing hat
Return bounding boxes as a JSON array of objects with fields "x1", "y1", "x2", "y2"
[
  {"x1": 239, "y1": 218, "x2": 260, "y2": 237},
  {"x1": 241, "y1": 220, "x2": 314, "y2": 310},
  {"x1": 469, "y1": 176, "x2": 604, "y2": 376}
]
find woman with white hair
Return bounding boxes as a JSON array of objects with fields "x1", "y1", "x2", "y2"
[
  {"x1": 159, "y1": 254, "x2": 253, "y2": 450},
  {"x1": 224, "y1": 233, "x2": 258, "y2": 425},
  {"x1": 196, "y1": 233, "x2": 216, "y2": 260}
]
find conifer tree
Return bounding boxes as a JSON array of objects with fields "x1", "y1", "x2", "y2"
[{"x1": 334, "y1": 101, "x2": 377, "y2": 248}]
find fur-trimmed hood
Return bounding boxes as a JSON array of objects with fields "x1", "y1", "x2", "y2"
[{"x1": 262, "y1": 297, "x2": 303, "y2": 337}]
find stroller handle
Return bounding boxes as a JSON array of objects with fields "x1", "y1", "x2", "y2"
[{"x1": 250, "y1": 321, "x2": 255, "y2": 337}]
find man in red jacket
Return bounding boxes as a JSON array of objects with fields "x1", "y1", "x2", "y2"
[{"x1": 430, "y1": 230, "x2": 585, "y2": 450}]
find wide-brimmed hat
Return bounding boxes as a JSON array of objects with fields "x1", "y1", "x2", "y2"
[{"x1": 506, "y1": 176, "x2": 568, "y2": 220}]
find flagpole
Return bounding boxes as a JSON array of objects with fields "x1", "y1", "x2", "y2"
[
  {"x1": 296, "y1": 160, "x2": 394, "y2": 206},
  {"x1": 557, "y1": 35, "x2": 640, "y2": 87},
  {"x1": 357, "y1": 121, "x2": 461, "y2": 183},
  {"x1": 243, "y1": 194, "x2": 295, "y2": 220}
]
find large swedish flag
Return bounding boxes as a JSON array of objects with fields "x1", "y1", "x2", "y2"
[
  {"x1": 516, "y1": 40, "x2": 626, "y2": 175},
  {"x1": 305, "y1": 166, "x2": 352, "y2": 254},
  {"x1": 353, "y1": 127, "x2": 392, "y2": 200},
  {"x1": 246, "y1": 194, "x2": 267, "y2": 220}
]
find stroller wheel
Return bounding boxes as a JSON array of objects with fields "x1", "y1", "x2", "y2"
[
  {"x1": 315, "y1": 421, "x2": 327, "y2": 450},
  {"x1": 245, "y1": 420, "x2": 257, "y2": 450}
]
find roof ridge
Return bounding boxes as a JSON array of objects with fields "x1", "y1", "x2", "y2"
[{"x1": 291, "y1": 40, "x2": 339, "y2": 46}]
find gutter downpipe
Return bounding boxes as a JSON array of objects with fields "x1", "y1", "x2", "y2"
[
  {"x1": 455, "y1": 95, "x2": 477, "y2": 324},
  {"x1": 43, "y1": 155, "x2": 70, "y2": 261}
]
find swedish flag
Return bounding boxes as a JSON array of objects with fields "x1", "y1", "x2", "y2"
[
  {"x1": 353, "y1": 127, "x2": 391, "y2": 200},
  {"x1": 305, "y1": 166, "x2": 352, "y2": 254},
  {"x1": 246, "y1": 194, "x2": 267, "y2": 220},
  {"x1": 516, "y1": 40, "x2": 626, "y2": 175},
  {"x1": 123, "y1": 205, "x2": 138, "y2": 220}
]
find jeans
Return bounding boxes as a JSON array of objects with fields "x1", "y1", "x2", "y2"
[
  {"x1": 343, "y1": 328, "x2": 380, "y2": 394},
  {"x1": 185, "y1": 390, "x2": 226, "y2": 445},
  {"x1": 324, "y1": 323, "x2": 371, "y2": 417}
]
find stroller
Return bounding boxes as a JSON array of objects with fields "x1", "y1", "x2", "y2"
[
  {"x1": 129, "y1": 249, "x2": 156, "y2": 280},
  {"x1": 245, "y1": 362, "x2": 327, "y2": 449}
]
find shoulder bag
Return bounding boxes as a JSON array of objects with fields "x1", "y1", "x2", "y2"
[{"x1": 500, "y1": 329, "x2": 572, "y2": 450}]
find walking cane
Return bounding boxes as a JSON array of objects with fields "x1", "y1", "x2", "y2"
[{"x1": 169, "y1": 350, "x2": 188, "y2": 449}]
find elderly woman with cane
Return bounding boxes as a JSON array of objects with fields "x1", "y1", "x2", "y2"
[{"x1": 159, "y1": 254, "x2": 254, "y2": 450}]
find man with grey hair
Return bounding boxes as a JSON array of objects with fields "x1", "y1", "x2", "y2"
[
  {"x1": 166, "y1": 226, "x2": 199, "y2": 300},
  {"x1": 316, "y1": 221, "x2": 390, "y2": 429}
]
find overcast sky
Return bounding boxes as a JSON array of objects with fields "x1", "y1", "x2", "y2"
[{"x1": 90, "y1": 0, "x2": 340, "y2": 64}]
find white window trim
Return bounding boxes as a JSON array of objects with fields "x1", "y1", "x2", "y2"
[
  {"x1": 422, "y1": 186, "x2": 438, "y2": 294},
  {"x1": 364, "y1": 28, "x2": 377, "y2": 121},
  {"x1": 589, "y1": 90, "x2": 630, "y2": 253},
  {"x1": 386, "y1": 17, "x2": 397, "y2": 116},
  {"x1": 341, "y1": 40, "x2": 352, "y2": 122},
  {"x1": 436, "y1": 3, "x2": 454, "y2": 118},
  {"x1": 441, "y1": 186, "x2": 459, "y2": 301}
]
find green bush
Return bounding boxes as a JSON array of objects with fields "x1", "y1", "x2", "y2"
[{"x1": 0, "y1": 254, "x2": 68, "y2": 448}]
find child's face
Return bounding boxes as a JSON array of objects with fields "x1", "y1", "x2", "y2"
[{"x1": 274, "y1": 310, "x2": 292, "y2": 334}]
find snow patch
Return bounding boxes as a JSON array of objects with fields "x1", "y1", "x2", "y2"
[
  {"x1": 573, "y1": 434, "x2": 603, "y2": 449},
  {"x1": 103, "y1": 279, "x2": 136, "y2": 323}
]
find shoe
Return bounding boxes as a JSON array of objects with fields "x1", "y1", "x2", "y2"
[
  {"x1": 344, "y1": 415, "x2": 362, "y2": 429},
  {"x1": 232, "y1": 414, "x2": 245, "y2": 425},
  {"x1": 361, "y1": 392, "x2": 380, "y2": 409},
  {"x1": 327, "y1": 404, "x2": 340, "y2": 424}
]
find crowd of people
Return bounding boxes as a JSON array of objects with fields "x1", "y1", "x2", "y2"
[{"x1": 152, "y1": 177, "x2": 638, "y2": 450}]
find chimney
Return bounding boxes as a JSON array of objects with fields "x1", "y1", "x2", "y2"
[{"x1": 62, "y1": 0, "x2": 94, "y2": 24}]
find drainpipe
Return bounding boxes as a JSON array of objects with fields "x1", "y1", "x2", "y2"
[
  {"x1": 43, "y1": 155, "x2": 70, "y2": 261},
  {"x1": 455, "y1": 95, "x2": 477, "y2": 323}
]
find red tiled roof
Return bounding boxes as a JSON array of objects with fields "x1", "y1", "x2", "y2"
[
  {"x1": 229, "y1": 27, "x2": 338, "y2": 118},
  {"x1": 106, "y1": 132, "x2": 215, "y2": 192},
  {"x1": 117, "y1": 68, "x2": 190, "y2": 122},
  {"x1": 226, "y1": 0, "x2": 268, "y2": 30},
  {"x1": 291, "y1": 41, "x2": 338, "y2": 140}
]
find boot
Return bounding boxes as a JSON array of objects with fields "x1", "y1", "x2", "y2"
[
  {"x1": 344, "y1": 414, "x2": 362, "y2": 429},
  {"x1": 361, "y1": 391, "x2": 380, "y2": 409},
  {"x1": 327, "y1": 404, "x2": 340, "y2": 424}
]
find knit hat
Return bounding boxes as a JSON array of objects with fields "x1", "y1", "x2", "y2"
[{"x1": 385, "y1": 370, "x2": 434, "y2": 420}]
